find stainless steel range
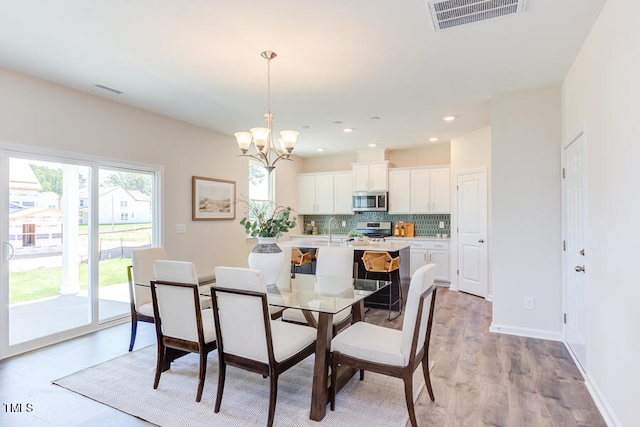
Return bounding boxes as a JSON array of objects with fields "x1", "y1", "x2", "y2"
[{"x1": 356, "y1": 221, "x2": 393, "y2": 241}]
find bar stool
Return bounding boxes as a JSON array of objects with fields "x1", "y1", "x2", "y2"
[
  {"x1": 291, "y1": 247, "x2": 313, "y2": 274},
  {"x1": 361, "y1": 251, "x2": 402, "y2": 320}
]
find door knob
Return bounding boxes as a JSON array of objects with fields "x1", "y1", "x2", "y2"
[
  {"x1": 575, "y1": 265, "x2": 585, "y2": 273},
  {"x1": 478, "y1": 239, "x2": 484, "y2": 243}
]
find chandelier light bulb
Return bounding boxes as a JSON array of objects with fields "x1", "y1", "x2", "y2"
[
  {"x1": 279, "y1": 130, "x2": 299, "y2": 151},
  {"x1": 234, "y1": 132, "x2": 253, "y2": 153}
]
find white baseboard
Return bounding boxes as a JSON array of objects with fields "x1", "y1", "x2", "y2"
[
  {"x1": 489, "y1": 323, "x2": 563, "y2": 341},
  {"x1": 561, "y1": 342, "x2": 622, "y2": 427}
]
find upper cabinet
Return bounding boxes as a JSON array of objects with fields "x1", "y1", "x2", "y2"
[
  {"x1": 388, "y1": 169, "x2": 410, "y2": 213},
  {"x1": 333, "y1": 172, "x2": 353, "y2": 214},
  {"x1": 297, "y1": 173, "x2": 334, "y2": 214},
  {"x1": 429, "y1": 167, "x2": 450, "y2": 213},
  {"x1": 297, "y1": 171, "x2": 352, "y2": 215},
  {"x1": 388, "y1": 167, "x2": 450, "y2": 214},
  {"x1": 352, "y1": 161, "x2": 388, "y2": 191}
]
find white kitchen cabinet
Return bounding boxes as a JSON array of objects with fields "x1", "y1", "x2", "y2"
[
  {"x1": 333, "y1": 172, "x2": 353, "y2": 214},
  {"x1": 409, "y1": 240, "x2": 450, "y2": 282},
  {"x1": 296, "y1": 173, "x2": 334, "y2": 214},
  {"x1": 388, "y1": 170, "x2": 410, "y2": 213},
  {"x1": 389, "y1": 167, "x2": 450, "y2": 214},
  {"x1": 410, "y1": 169, "x2": 431, "y2": 213},
  {"x1": 352, "y1": 161, "x2": 388, "y2": 191},
  {"x1": 430, "y1": 167, "x2": 450, "y2": 213}
]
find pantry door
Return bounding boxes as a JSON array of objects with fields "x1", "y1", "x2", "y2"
[
  {"x1": 563, "y1": 132, "x2": 588, "y2": 371},
  {"x1": 456, "y1": 168, "x2": 488, "y2": 298}
]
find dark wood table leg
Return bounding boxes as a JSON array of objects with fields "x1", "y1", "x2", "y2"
[
  {"x1": 310, "y1": 312, "x2": 333, "y2": 421},
  {"x1": 301, "y1": 310, "x2": 319, "y2": 329}
]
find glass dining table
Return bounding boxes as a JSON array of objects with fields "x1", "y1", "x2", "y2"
[{"x1": 266, "y1": 273, "x2": 391, "y2": 421}]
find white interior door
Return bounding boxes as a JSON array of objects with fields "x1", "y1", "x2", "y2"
[
  {"x1": 563, "y1": 133, "x2": 587, "y2": 370},
  {"x1": 456, "y1": 169, "x2": 488, "y2": 297}
]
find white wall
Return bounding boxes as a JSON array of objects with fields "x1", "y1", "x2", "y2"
[
  {"x1": 450, "y1": 126, "x2": 491, "y2": 294},
  {"x1": 387, "y1": 143, "x2": 451, "y2": 168},
  {"x1": 0, "y1": 67, "x2": 299, "y2": 278},
  {"x1": 562, "y1": 0, "x2": 640, "y2": 425},
  {"x1": 299, "y1": 142, "x2": 451, "y2": 173},
  {"x1": 490, "y1": 87, "x2": 563, "y2": 338}
]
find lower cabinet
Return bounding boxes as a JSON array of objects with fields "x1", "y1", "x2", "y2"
[{"x1": 409, "y1": 240, "x2": 450, "y2": 282}]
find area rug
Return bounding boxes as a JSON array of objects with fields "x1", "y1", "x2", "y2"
[{"x1": 54, "y1": 346, "x2": 432, "y2": 427}]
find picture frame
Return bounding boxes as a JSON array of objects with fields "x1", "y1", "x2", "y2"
[{"x1": 192, "y1": 176, "x2": 236, "y2": 221}]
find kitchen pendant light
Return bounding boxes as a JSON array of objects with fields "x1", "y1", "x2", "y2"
[{"x1": 234, "y1": 51, "x2": 299, "y2": 174}]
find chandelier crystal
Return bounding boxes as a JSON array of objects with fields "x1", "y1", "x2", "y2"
[{"x1": 234, "y1": 51, "x2": 299, "y2": 174}]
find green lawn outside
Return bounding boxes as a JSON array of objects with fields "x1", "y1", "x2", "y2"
[{"x1": 9, "y1": 258, "x2": 131, "y2": 305}]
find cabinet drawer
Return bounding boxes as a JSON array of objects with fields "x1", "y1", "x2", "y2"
[{"x1": 410, "y1": 241, "x2": 449, "y2": 251}]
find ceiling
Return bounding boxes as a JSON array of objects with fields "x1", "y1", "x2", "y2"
[{"x1": 0, "y1": 0, "x2": 605, "y2": 158}]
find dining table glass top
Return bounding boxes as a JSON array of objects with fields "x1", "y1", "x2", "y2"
[{"x1": 266, "y1": 273, "x2": 391, "y2": 315}]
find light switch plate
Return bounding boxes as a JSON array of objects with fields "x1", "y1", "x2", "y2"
[{"x1": 176, "y1": 224, "x2": 187, "y2": 234}]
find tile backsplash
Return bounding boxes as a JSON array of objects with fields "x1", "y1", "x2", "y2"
[{"x1": 300, "y1": 213, "x2": 450, "y2": 237}]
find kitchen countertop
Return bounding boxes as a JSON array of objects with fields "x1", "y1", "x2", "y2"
[
  {"x1": 289, "y1": 234, "x2": 450, "y2": 242},
  {"x1": 279, "y1": 238, "x2": 412, "y2": 252}
]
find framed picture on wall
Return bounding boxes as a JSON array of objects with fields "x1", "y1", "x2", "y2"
[{"x1": 192, "y1": 176, "x2": 236, "y2": 220}]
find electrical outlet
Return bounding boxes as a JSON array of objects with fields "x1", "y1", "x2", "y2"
[
  {"x1": 439, "y1": 221, "x2": 445, "y2": 228},
  {"x1": 342, "y1": 221, "x2": 346, "y2": 227},
  {"x1": 524, "y1": 297, "x2": 535, "y2": 310}
]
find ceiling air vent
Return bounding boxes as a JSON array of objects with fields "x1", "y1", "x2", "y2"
[{"x1": 427, "y1": 0, "x2": 526, "y2": 31}]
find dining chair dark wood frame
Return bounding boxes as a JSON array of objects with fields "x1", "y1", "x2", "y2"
[
  {"x1": 127, "y1": 265, "x2": 155, "y2": 352},
  {"x1": 330, "y1": 283, "x2": 437, "y2": 427},
  {"x1": 210, "y1": 286, "x2": 316, "y2": 427},
  {"x1": 150, "y1": 280, "x2": 217, "y2": 402}
]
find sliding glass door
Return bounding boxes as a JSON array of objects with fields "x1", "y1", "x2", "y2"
[
  {"x1": 1, "y1": 150, "x2": 160, "y2": 358},
  {"x1": 3, "y1": 156, "x2": 91, "y2": 348},
  {"x1": 97, "y1": 167, "x2": 155, "y2": 323}
]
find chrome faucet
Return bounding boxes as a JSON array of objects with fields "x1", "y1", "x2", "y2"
[{"x1": 328, "y1": 217, "x2": 338, "y2": 244}]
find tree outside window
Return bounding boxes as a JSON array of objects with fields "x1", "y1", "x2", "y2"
[{"x1": 248, "y1": 161, "x2": 274, "y2": 219}]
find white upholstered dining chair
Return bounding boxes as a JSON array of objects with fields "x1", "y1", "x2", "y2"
[
  {"x1": 127, "y1": 247, "x2": 167, "y2": 351},
  {"x1": 329, "y1": 263, "x2": 438, "y2": 427},
  {"x1": 151, "y1": 260, "x2": 217, "y2": 402},
  {"x1": 211, "y1": 266, "x2": 316, "y2": 427},
  {"x1": 281, "y1": 246, "x2": 354, "y2": 335}
]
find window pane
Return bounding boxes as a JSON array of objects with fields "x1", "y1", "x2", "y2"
[
  {"x1": 8, "y1": 158, "x2": 91, "y2": 345},
  {"x1": 98, "y1": 168, "x2": 154, "y2": 323},
  {"x1": 249, "y1": 162, "x2": 270, "y2": 201}
]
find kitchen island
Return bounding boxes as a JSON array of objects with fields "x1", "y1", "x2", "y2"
[{"x1": 279, "y1": 239, "x2": 412, "y2": 313}]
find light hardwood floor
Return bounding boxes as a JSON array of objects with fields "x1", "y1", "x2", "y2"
[{"x1": 0, "y1": 287, "x2": 606, "y2": 426}]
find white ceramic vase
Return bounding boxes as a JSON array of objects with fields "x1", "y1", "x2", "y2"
[{"x1": 247, "y1": 237, "x2": 284, "y2": 285}]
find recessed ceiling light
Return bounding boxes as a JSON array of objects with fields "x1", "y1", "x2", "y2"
[
  {"x1": 368, "y1": 143, "x2": 377, "y2": 147},
  {"x1": 302, "y1": 125, "x2": 310, "y2": 129},
  {"x1": 370, "y1": 116, "x2": 381, "y2": 120},
  {"x1": 316, "y1": 148, "x2": 325, "y2": 152},
  {"x1": 343, "y1": 127, "x2": 354, "y2": 133},
  {"x1": 333, "y1": 120, "x2": 343, "y2": 124},
  {"x1": 443, "y1": 115, "x2": 456, "y2": 121},
  {"x1": 429, "y1": 137, "x2": 438, "y2": 142}
]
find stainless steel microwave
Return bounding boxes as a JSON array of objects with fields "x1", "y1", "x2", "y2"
[{"x1": 352, "y1": 191, "x2": 388, "y2": 212}]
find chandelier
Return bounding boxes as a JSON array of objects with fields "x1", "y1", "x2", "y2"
[{"x1": 234, "y1": 51, "x2": 299, "y2": 174}]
